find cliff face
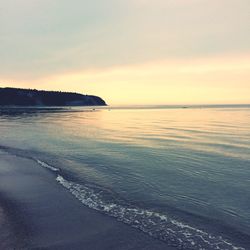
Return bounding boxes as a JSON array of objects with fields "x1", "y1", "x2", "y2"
[{"x1": 0, "y1": 88, "x2": 107, "y2": 106}]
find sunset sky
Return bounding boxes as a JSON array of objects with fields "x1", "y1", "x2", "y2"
[{"x1": 1, "y1": 0, "x2": 250, "y2": 105}]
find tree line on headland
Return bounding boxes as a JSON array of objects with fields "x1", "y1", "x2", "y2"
[{"x1": 0, "y1": 87, "x2": 107, "y2": 106}]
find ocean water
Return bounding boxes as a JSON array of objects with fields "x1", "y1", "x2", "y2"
[{"x1": 0, "y1": 105, "x2": 250, "y2": 249}]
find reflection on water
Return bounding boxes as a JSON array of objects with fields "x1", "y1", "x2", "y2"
[
  {"x1": 0, "y1": 105, "x2": 250, "y2": 249},
  {"x1": 0, "y1": 107, "x2": 98, "y2": 119}
]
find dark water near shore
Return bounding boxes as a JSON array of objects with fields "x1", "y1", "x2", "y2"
[{"x1": 0, "y1": 105, "x2": 250, "y2": 249}]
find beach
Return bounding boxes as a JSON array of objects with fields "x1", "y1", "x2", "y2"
[{"x1": 0, "y1": 151, "x2": 175, "y2": 249}]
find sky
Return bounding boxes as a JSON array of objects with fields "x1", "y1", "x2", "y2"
[{"x1": 1, "y1": 0, "x2": 250, "y2": 105}]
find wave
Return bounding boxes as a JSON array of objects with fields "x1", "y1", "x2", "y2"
[
  {"x1": 0, "y1": 145, "x2": 245, "y2": 250},
  {"x1": 36, "y1": 159, "x2": 59, "y2": 172},
  {"x1": 55, "y1": 174, "x2": 244, "y2": 250}
]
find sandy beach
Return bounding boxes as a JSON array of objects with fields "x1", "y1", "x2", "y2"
[{"x1": 0, "y1": 151, "x2": 175, "y2": 249}]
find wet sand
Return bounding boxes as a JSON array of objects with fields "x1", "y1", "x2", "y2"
[{"x1": 0, "y1": 151, "x2": 175, "y2": 249}]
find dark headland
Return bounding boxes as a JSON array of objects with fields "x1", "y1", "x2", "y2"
[{"x1": 0, "y1": 87, "x2": 107, "y2": 106}]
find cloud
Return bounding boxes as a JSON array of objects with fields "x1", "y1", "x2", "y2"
[{"x1": 0, "y1": 0, "x2": 249, "y2": 81}]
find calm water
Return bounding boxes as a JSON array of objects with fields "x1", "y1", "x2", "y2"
[{"x1": 0, "y1": 105, "x2": 250, "y2": 249}]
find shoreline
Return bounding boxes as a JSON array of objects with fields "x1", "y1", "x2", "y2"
[{"x1": 0, "y1": 151, "x2": 175, "y2": 249}]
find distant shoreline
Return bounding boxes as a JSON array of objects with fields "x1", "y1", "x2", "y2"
[
  {"x1": 106, "y1": 104, "x2": 250, "y2": 108},
  {"x1": 1, "y1": 103, "x2": 249, "y2": 109},
  {"x1": 0, "y1": 87, "x2": 107, "y2": 107}
]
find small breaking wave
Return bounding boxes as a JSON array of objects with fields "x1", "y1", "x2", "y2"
[
  {"x1": 0, "y1": 145, "x2": 246, "y2": 250},
  {"x1": 0, "y1": 145, "x2": 60, "y2": 173},
  {"x1": 56, "y1": 175, "x2": 245, "y2": 250},
  {"x1": 36, "y1": 159, "x2": 59, "y2": 172}
]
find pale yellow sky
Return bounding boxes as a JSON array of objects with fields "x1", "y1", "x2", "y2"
[
  {"x1": 2, "y1": 54, "x2": 250, "y2": 105},
  {"x1": 1, "y1": 0, "x2": 250, "y2": 105}
]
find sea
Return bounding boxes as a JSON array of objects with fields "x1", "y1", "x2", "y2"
[{"x1": 0, "y1": 105, "x2": 249, "y2": 250}]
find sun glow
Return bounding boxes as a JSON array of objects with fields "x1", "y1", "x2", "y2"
[{"x1": 2, "y1": 54, "x2": 249, "y2": 105}]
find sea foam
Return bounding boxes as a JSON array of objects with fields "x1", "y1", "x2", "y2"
[
  {"x1": 56, "y1": 174, "x2": 245, "y2": 250},
  {"x1": 36, "y1": 159, "x2": 59, "y2": 172}
]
